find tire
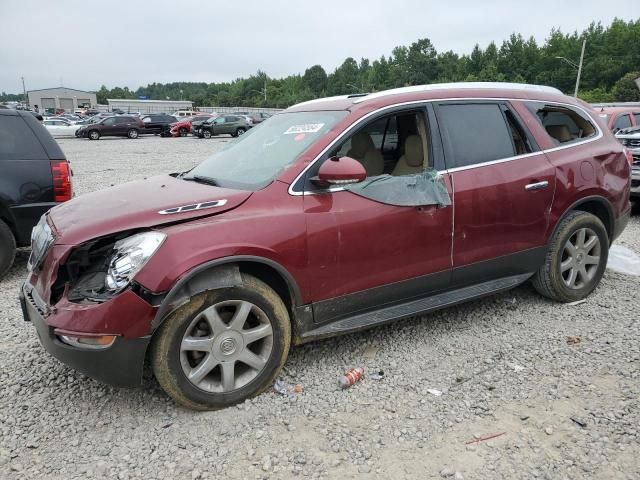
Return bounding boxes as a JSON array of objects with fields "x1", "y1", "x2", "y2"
[
  {"x1": 178, "y1": 127, "x2": 187, "y2": 137},
  {"x1": 0, "y1": 219, "x2": 16, "y2": 279},
  {"x1": 532, "y1": 211, "x2": 609, "y2": 302},
  {"x1": 88, "y1": 130, "x2": 100, "y2": 140},
  {"x1": 127, "y1": 129, "x2": 139, "y2": 139},
  {"x1": 202, "y1": 130, "x2": 212, "y2": 139},
  {"x1": 151, "y1": 273, "x2": 291, "y2": 410},
  {"x1": 235, "y1": 128, "x2": 246, "y2": 137}
]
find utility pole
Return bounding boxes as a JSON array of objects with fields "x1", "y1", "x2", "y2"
[
  {"x1": 21, "y1": 76, "x2": 27, "y2": 108},
  {"x1": 263, "y1": 79, "x2": 267, "y2": 102},
  {"x1": 574, "y1": 39, "x2": 586, "y2": 98}
]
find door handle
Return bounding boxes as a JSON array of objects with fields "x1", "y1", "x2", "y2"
[{"x1": 525, "y1": 180, "x2": 549, "y2": 191}]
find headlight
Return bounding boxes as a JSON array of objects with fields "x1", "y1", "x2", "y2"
[{"x1": 104, "y1": 231, "x2": 165, "y2": 294}]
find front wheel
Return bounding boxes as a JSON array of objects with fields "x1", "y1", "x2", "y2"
[
  {"x1": 235, "y1": 128, "x2": 246, "y2": 137},
  {"x1": 88, "y1": 130, "x2": 100, "y2": 140},
  {"x1": 178, "y1": 127, "x2": 187, "y2": 137},
  {"x1": 151, "y1": 274, "x2": 291, "y2": 410},
  {"x1": 532, "y1": 211, "x2": 609, "y2": 302},
  {"x1": 202, "y1": 130, "x2": 212, "y2": 139},
  {"x1": 127, "y1": 129, "x2": 139, "y2": 139}
]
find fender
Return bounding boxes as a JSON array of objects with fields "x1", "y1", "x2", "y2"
[
  {"x1": 151, "y1": 255, "x2": 303, "y2": 329},
  {"x1": 548, "y1": 194, "x2": 615, "y2": 243}
]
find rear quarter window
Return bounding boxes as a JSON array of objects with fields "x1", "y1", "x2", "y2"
[
  {"x1": 525, "y1": 103, "x2": 597, "y2": 145},
  {"x1": 0, "y1": 116, "x2": 47, "y2": 160}
]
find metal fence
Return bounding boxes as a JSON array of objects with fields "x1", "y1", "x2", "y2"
[{"x1": 96, "y1": 104, "x2": 283, "y2": 115}]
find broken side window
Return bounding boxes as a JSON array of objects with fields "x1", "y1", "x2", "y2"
[{"x1": 343, "y1": 169, "x2": 451, "y2": 207}]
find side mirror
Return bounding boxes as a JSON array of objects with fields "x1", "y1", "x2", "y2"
[{"x1": 312, "y1": 156, "x2": 367, "y2": 187}]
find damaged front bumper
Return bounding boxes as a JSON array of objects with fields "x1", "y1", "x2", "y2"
[{"x1": 20, "y1": 281, "x2": 154, "y2": 387}]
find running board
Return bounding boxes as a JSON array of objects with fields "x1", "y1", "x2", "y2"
[{"x1": 301, "y1": 273, "x2": 532, "y2": 340}]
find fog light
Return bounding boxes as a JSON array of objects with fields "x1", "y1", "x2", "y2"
[{"x1": 56, "y1": 331, "x2": 117, "y2": 350}]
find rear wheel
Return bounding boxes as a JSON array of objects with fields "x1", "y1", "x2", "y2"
[
  {"x1": 235, "y1": 128, "x2": 246, "y2": 137},
  {"x1": 532, "y1": 211, "x2": 609, "y2": 302},
  {"x1": 152, "y1": 274, "x2": 291, "y2": 410},
  {"x1": 127, "y1": 129, "x2": 139, "y2": 139},
  {"x1": 88, "y1": 130, "x2": 100, "y2": 140},
  {"x1": 179, "y1": 127, "x2": 188, "y2": 137},
  {"x1": 0, "y1": 219, "x2": 16, "y2": 279}
]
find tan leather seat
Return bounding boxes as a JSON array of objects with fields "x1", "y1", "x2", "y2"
[
  {"x1": 545, "y1": 125, "x2": 572, "y2": 143},
  {"x1": 346, "y1": 132, "x2": 384, "y2": 176},
  {"x1": 392, "y1": 135, "x2": 425, "y2": 176}
]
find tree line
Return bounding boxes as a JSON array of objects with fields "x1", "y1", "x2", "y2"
[{"x1": 3, "y1": 18, "x2": 640, "y2": 108}]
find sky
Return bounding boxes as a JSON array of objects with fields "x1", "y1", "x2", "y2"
[{"x1": 1, "y1": 0, "x2": 639, "y2": 94}]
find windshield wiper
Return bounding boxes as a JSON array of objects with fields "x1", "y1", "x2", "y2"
[{"x1": 185, "y1": 174, "x2": 219, "y2": 186}]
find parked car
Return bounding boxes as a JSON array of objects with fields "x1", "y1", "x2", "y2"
[
  {"x1": 162, "y1": 114, "x2": 214, "y2": 137},
  {"x1": 172, "y1": 110, "x2": 202, "y2": 118},
  {"x1": 232, "y1": 111, "x2": 272, "y2": 124},
  {"x1": 20, "y1": 82, "x2": 631, "y2": 410},
  {"x1": 615, "y1": 126, "x2": 640, "y2": 197},
  {"x1": 194, "y1": 115, "x2": 252, "y2": 138},
  {"x1": 594, "y1": 105, "x2": 640, "y2": 132},
  {"x1": 43, "y1": 118, "x2": 79, "y2": 137},
  {"x1": 0, "y1": 109, "x2": 72, "y2": 278},
  {"x1": 76, "y1": 115, "x2": 144, "y2": 140},
  {"x1": 140, "y1": 114, "x2": 178, "y2": 135}
]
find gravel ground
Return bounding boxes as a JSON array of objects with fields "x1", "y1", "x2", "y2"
[{"x1": 1, "y1": 135, "x2": 639, "y2": 479}]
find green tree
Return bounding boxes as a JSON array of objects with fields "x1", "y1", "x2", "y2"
[
  {"x1": 612, "y1": 72, "x2": 640, "y2": 101},
  {"x1": 303, "y1": 65, "x2": 328, "y2": 96}
]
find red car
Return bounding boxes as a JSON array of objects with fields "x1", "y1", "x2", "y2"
[
  {"x1": 596, "y1": 105, "x2": 640, "y2": 132},
  {"x1": 21, "y1": 82, "x2": 631, "y2": 410},
  {"x1": 165, "y1": 114, "x2": 214, "y2": 137}
]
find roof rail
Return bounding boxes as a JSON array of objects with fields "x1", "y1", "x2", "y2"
[
  {"x1": 352, "y1": 82, "x2": 563, "y2": 104},
  {"x1": 292, "y1": 95, "x2": 351, "y2": 108}
]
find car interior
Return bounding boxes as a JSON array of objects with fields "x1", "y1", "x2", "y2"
[
  {"x1": 533, "y1": 105, "x2": 596, "y2": 144},
  {"x1": 331, "y1": 110, "x2": 431, "y2": 177}
]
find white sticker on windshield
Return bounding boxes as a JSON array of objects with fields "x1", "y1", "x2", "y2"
[{"x1": 284, "y1": 123, "x2": 324, "y2": 135}]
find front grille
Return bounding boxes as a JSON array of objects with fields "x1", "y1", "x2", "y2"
[
  {"x1": 25, "y1": 287, "x2": 50, "y2": 317},
  {"x1": 620, "y1": 138, "x2": 640, "y2": 148}
]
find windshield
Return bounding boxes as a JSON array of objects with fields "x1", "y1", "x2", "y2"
[{"x1": 184, "y1": 111, "x2": 347, "y2": 190}]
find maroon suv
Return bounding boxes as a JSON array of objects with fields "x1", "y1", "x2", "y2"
[{"x1": 21, "y1": 83, "x2": 632, "y2": 410}]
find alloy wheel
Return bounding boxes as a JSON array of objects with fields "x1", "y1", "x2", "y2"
[
  {"x1": 560, "y1": 227, "x2": 601, "y2": 289},
  {"x1": 180, "y1": 300, "x2": 274, "y2": 393}
]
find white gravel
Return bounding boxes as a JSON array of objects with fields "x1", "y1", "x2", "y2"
[{"x1": 1, "y1": 135, "x2": 639, "y2": 479}]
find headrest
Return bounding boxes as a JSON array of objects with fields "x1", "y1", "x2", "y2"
[
  {"x1": 404, "y1": 135, "x2": 423, "y2": 167},
  {"x1": 545, "y1": 124, "x2": 571, "y2": 143},
  {"x1": 349, "y1": 132, "x2": 374, "y2": 157}
]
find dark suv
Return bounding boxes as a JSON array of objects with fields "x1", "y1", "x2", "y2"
[
  {"x1": 76, "y1": 116, "x2": 144, "y2": 140},
  {"x1": 20, "y1": 83, "x2": 631, "y2": 410},
  {"x1": 0, "y1": 109, "x2": 72, "y2": 278},
  {"x1": 141, "y1": 114, "x2": 177, "y2": 135},
  {"x1": 194, "y1": 115, "x2": 252, "y2": 138}
]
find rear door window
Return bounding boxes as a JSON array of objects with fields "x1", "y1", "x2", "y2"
[
  {"x1": 0, "y1": 116, "x2": 47, "y2": 160},
  {"x1": 634, "y1": 113, "x2": 640, "y2": 125},
  {"x1": 435, "y1": 103, "x2": 516, "y2": 168}
]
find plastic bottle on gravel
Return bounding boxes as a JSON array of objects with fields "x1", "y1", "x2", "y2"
[{"x1": 339, "y1": 367, "x2": 365, "y2": 389}]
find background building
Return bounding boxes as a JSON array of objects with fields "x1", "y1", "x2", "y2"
[
  {"x1": 27, "y1": 87, "x2": 96, "y2": 112},
  {"x1": 105, "y1": 99, "x2": 193, "y2": 114}
]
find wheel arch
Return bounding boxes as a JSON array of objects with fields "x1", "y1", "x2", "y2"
[
  {"x1": 150, "y1": 256, "x2": 302, "y2": 331},
  {"x1": 551, "y1": 195, "x2": 614, "y2": 243}
]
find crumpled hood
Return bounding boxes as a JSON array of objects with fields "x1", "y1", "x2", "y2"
[{"x1": 49, "y1": 174, "x2": 252, "y2": 245}]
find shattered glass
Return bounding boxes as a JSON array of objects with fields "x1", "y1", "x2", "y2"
[{"x1": 343, "y1": 169, "x2": 451, "y2": 207}]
